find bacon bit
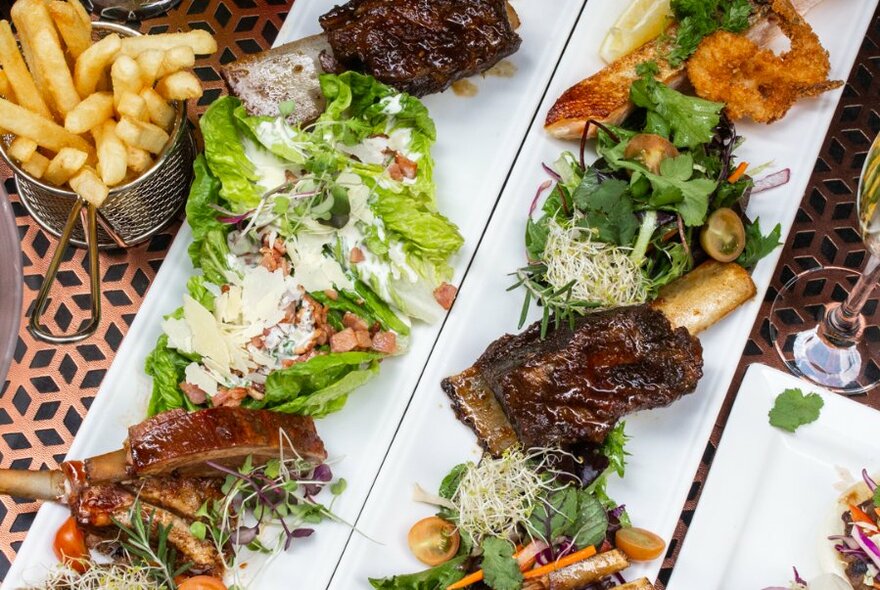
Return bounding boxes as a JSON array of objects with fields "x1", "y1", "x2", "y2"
[
  {"x1": 285, "y1": 169, "x2": 298, "y2": 183},
  {"x1": 220, "y1": 284, "x2": 231, "y2": 294},
  {"x1": 330, "y1": 328, "x2": 359, "y2": 353},
  {"x1": 323, "y1": 289, "x2": 339, "y2": 301},
  {"x1": 272, "y1": 239, "x2": 287, "y2": 255},
  {"x1": 342, "y1": 312, "x2": 369, "y2": 331},
  {"x1": 249, "y1": 335, "x2": 264, "y2": 349},
  {"x1": 350, "y1": 247, "x2": 365, "y2": 263},
  {"x1": 387, "y1": 163, "x2": 404, "y2": 181},
  {"x1": 284, "y1": 349, "x2": 321, "y2": 368},
  {"x1": 394, "y1": 152, "x2": 418, "y2": 179},
  {"x1": 212, "y1": 387, "x2": 248, "y2": 408},
  {"x1": 179, "y1": 382, "x2": 208, "y2": 405},
  {"x1": 355, "y1": 329, "x2": 373, "y2": 348},
  {"x1": 260, "y1": 249, "x2": 282, "y2": 272},
  {"x1": 371, "y1": 331, "x2": 397, "y2": 354},
  {"x1": 433, "y1": 282, "x2": 458, "y2": 310}
]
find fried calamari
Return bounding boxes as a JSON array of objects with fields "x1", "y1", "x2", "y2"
[{"x1": 686, "y1": 0, "x2": 842, "y2": 123}]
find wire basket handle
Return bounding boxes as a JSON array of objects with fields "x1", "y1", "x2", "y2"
[{"x1": 28, "y1": 198, "x2": 101, "y2": 343}]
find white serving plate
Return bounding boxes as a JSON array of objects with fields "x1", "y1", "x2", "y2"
[
  {"x1": 327, "y1": 0, "x2": 880, "y2": 587},
  {"x1": 667, "y1": 364, "x2": 880, "y2": 589},
  {"x1": 2, "y1": 2, "x2": 587, "y2": 588}
]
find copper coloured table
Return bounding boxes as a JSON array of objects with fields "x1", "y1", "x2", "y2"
[{"x1": 0, "y1": 2, "x2": 879, "y2": 585}]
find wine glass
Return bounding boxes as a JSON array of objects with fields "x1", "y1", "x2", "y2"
[{"x1": 770, "y1": 133, "x2": 880, "y2": 394}]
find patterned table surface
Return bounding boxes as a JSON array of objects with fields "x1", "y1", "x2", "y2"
[{"x1": 0, "y1": 1, "x2": 878, "y2": 586}]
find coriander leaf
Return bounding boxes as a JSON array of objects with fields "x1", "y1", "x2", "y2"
[
  {"x1": 481, "y1": 537, "x2": 523, "y2": 590},
  {"x1": 873, "y1": 486, "x2": 880, "y2": 509},
  {"x1": 737, "y1": 218, "x2": 782, "y2": 268},
  {"x1": 769, "y1": 388, "x2": 824, "y2": 432},
  {"x1": 369, "y1": 556, "x2": 467, "y2": 590},
  {"x1": 630, "y1": 65, "x2": 724, "y2": 149},
  {"x1": 659, "y1": 153, "x2": 694, "y2": 181}
]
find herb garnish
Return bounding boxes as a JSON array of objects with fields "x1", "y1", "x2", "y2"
[
  {"x1": 112, "y1": 501, "x2": 191, "y2": 590},
  {"x1": 480, "y1": 537, "x2": 523, "y2": 590},
  {"x1": 768, "y1": 388, "x2": 824, "y2": 432},
  {"x1": 737, "y1": 218, "x2": 783, "y2": 268},
  {"x1": 667, "y1": 0, "x2": 754, "y2": 67}
]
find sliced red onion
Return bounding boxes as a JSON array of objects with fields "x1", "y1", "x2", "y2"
[
  {"x1": 542, "y1": 162, "x2": 562, "y2": 182},
  {"x1": 752, "y1": 168, "x2": 791, "y2": 193},
  {"x1": 609, "y1": 504, "x2": 627, "y2": 519},
  {"x1": 851, "y1": 523, "x2": 880, "y2": 570},
  {"x1": 529, "y1": 180, "x2": 553, "y2": 219},
  {"x1": 792, "y1": 566, "x2": 807, "y2": 585},
  {"x1": 863, "y1": 469, "x2": 877, "y2": 492}
]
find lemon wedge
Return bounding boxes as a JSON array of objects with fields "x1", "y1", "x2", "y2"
[{"x1": 599, "y1": 0, "x2": 672, "y2": 63}]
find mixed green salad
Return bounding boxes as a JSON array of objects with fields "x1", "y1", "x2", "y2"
[
  {"x1": 370, "y1": 427, "x2": 643, "y2": 590},
  {"x1": 515, "y1": 62, "x2": 782, "y2": 334},
  {"x1": 146, "y1": 72, "x2": 463, "y2": 417}
]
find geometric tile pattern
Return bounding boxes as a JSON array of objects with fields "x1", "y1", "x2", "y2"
[
  {"x1": 0, "y1": 1, "x2": 289, "y2": 578},
  {"x1": 658, "y1": 8, "x2": 880, "y2": 587},
  {"x1": 1, "y1": 1, "x2": 878, "y2": 584}
]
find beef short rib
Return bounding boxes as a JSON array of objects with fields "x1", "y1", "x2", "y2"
[
  {"x1": 443, "y1": 305, "x2": 703, "y2": 453},
  {"x1": 319, "y1": 0, "x2": 522, "y2": 96}
]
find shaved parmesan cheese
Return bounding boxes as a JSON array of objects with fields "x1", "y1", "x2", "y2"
[
  {"x1": 184, "y1": 363, "x2": 219, "y2": 397},
  {"x1": 242, "y1": 266, "x2": 288, "y2": 327},
  {"x1": 184, "y1": 295, "x2": 231, "y2": 369},
  {"x1": 163, "y1": 316, "x2": 193, "y2": 353}
]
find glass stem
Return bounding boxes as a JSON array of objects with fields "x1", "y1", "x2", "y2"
[{"x1": 822, "y1": 253, "x2": 880, "y2": 343}]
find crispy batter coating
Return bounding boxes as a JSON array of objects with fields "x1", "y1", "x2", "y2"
[{"x1": 687, "y1": 0, "x2": 842, "y2": 123}]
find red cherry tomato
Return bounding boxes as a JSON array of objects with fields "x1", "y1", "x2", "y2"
[
  {"x1": 52, "y1": 516, "x2": 89, "y2": 573},
  {"x1": 615, "y1": 526, "x2": 666, "y2": 561},
  {"x1": 178, "y1": 575, "x2": 228, "y2": 590},
  {"x1": 407, "y1": 516, "x2": 460, "y2": 566}
]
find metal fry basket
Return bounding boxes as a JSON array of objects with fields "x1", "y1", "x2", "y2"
[{"x1": 0, "y1": 21, "x2": 196, "y2": 342}]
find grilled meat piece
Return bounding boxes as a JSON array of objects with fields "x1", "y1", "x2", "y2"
[
  {"x1": 126, "y1": 407, "x2": 327, "y2": 478},
  {"x1": 318, "y1": 0, "x2": 522, "y2": 96},
  {"x1": 443, "y1": 305, "x2": 702, "y2": 453},
  {"x1": 70, "y1": 476, "x2": 225, "y2": 575}
]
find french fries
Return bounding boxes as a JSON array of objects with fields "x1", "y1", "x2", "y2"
[
  {"x1": 47, "y1": 0, "x2": 91, "y2": 59},
  {"x1": 119, "y1": 30, "x2": 218, "y2": 57},
  {"x1": 0, "y1": 0, "x2": 216, "y2": 201},
  {"x1": 65, "y1": 92, "x2": 114, "y2": 134},
  {"x1": 7, "y1": 137, "x2": 38, "y2": 163},
  {"x1": 75, "y1": 33, "x2": 122, "y2": 97},
  {"x1": 0, "y1": 20, "x2": 52, "y2": 118},
  {"x1": 156, "y1": 71, "x2": 203, "y2": 101},
  {"x1": 94, "y1": 120, "x2": 128, "y2": 186},
  {"x1": 44, "y1": 148, "x2": 89, "y2": 186},
  {"x1": 11, "y1": 0, "x2": 81, "y2": 115},
  {"x1": 69, "y1": 166, "x2": 108, "y2": 207}
]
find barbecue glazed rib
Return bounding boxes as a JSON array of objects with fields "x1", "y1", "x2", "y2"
[
  {"x1": 71, "y1": 477, "x2": 225, "y2": 576},
  {"x1": 319, "y1": 0, "x2": 522, "y2": 96},
  {"x1": 443, "y1": 305, "x2": 702, "y2": 454}
]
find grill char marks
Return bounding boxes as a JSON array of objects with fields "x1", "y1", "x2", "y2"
[
  {"x1": 443, "y1": 305, "x2": 703, "y2": 452},
  {"x1": 319, "y1": 0, "x2": 522, "y2": 96}
]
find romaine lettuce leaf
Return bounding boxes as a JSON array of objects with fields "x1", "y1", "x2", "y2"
[
  {"x1": 145, "y1": 333, "x2": 198, "y2": 416},
  {"x1": 200, "y1": 96, "x2": 261, "y2": 209}
]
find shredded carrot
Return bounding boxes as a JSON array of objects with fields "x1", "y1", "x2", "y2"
[
  {"x1": 850, "y1": 504, "x2": 875, "y2": 526},
  {"x1": 727, "y1": 161, "x2": 748, "y2": 183},
  {"x1": 522, "y1": 545, "x2": 598, "y2": 579},
  {"x1": 446, "y1": 569, "x2": 483, "y2": 590}
]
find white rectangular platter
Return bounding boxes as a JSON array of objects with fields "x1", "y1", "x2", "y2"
[
  {"x1": 667, "y1": 364, "x2": 880, "y2": 589},
  {"x1": 2, "y1": 1, "x2": 589, "y2": 587},
  {"x1": 327, "y1": 0, "x2": 880, "y2": 587}
]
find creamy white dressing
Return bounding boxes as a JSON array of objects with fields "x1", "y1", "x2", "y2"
[
  {"x1": 255, "y1": 119, "x2": 307, "y2": 160},
  {"x1": 243, "y1": 139, "x2": 290, "y2": 192},
  {"x1": 380, "y1": 94, "x2": 404, "y2": 115}
]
